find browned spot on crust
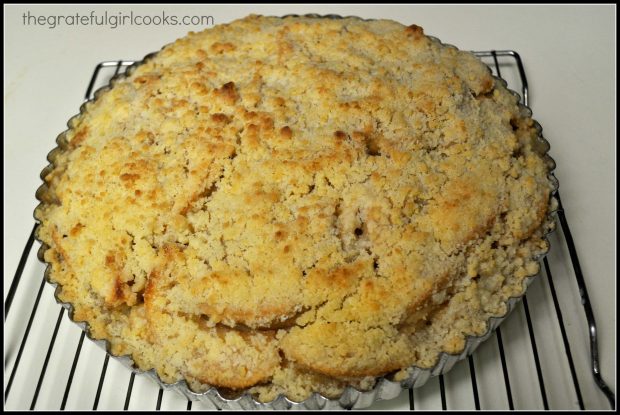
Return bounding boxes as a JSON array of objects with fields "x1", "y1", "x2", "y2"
[
  {"x1": 257, "y1": 113, "x2": 274, "y2": 131},
  {"x1": 133, "y1": 74, "x2": 160, "y2": 85},
  {"x1": 211, "y1": 113, "x2": 231, "y2": 124},
  {"x1": 69, "y1": 223, "x2": 84, "y2": 236},
  {"x1": 279, "y1": 126, "x2": 292, "y2": 139},
  {"x1": 143, "y1": 269, "x2": 159, "y2": 315},
  {"x1": 350, "y1": 131, "x2": 366, "y2": 144},
  {"x1": 171, "y1": 98, "x2": 189, "y2": 109},
  {"x1": 364, "y1": 135, "x2": 381, "y2": 156},
  {"x1": 215, "y1": 81, "x2": 239, "y2": 104},
  {"x1": 50, "y1": 228, "x2": 69, "y2": 263},
  {"x1": 114, "y1": 276, "x2": 125, "y2": 302},
  {"x1": 69, "y1": 126, "x2": 89, "y2": 148},
  {"x1": 307, "y1": 260, "x2": 365, "y2": 292},
  {"x1": 120, "y1": 173, "x2": 140, "y2": 183},
  {"x1": 102, "y1": 250, "x2": 137, "y2": 307},
  {"x1": 210, "y1": 42, "x2": 236, "y2": 53},
  {"x1": 480, "y1": 76, "x2": 494, "y2": 94},
  {"x1": 405, "y1": 24, "x2": 424, "y2": 39},
  {"x1": 276, "y1": 27, "x2": 294, "y2": 63},
  {"x1": 334, "y1": 130, "x2": 347, "y2": 140}
]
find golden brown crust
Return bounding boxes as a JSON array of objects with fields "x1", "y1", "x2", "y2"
[{"x1": 36, "y1": 14, "x2": 554, "y2": 401}]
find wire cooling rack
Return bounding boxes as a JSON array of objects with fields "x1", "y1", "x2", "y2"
[{"x1": 4, "y1": 51, "x2": 616, "y2": 411}]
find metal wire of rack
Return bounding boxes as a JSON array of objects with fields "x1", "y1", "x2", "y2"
[{"x1": 3, "y1": 51, "x2": 616, "y2": 411}]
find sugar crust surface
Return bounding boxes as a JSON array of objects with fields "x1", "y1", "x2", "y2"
[{"x1": 36, "y1": 15, "x2": 554, "y2": 402}]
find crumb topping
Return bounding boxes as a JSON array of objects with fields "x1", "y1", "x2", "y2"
[{"x1": 36, "y1": 14, "x2": 553, "y2": 402}]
